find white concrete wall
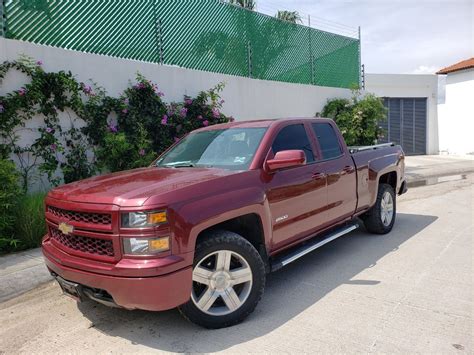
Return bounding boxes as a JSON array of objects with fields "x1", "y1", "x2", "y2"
[
  {"x1": 0, "y1": 37, "x2": 352, "y2": 189},
  {"x1": 365, "y1": 73, "x2": 439, "y2": 155},
  {"x1": 0, "y1": 38, "x2": 350, "y2": 121},
  {"x1": 437, "y1": 69, "x2": 474, "y2": 155}
]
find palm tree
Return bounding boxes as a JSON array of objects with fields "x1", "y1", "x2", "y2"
[
  {"x1": 276, "y1": 10, "x2": 303, "y2": 24},
  {"x1": 228, "y1": 0, "x2": 256, "y2": 10}
]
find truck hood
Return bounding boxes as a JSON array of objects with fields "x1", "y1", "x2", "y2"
[{"x1": 48, "y1": 167, "x2": 236, "y2": 207}]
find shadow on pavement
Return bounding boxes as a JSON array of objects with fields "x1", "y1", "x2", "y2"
[{"x1": 77, "y1": 213, "x2": 437, "y2": 352}]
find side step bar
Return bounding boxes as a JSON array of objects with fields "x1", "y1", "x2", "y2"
[{"x1": 270, "y1": 222, "x2": 359, "y2": 272}]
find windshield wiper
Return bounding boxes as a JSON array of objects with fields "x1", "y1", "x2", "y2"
[
  {"x1": 171, "y1": 164, "x2": 195, "y2": 168},
  {"x1": 161, "y1": 161, "x2": 196, "y2": 168}
]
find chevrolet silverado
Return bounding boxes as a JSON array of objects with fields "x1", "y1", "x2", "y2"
[{"x1": 43, "y1": 118, "x2": 407, "y2": 328}]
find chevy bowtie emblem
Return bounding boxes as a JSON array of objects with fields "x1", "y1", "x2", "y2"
[{"x1": 58, "y1": 222, "x2": 74, "y2": 235}]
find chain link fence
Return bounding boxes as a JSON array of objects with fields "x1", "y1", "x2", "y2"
[{"x1": 2, "y1": 0, "x2": 360, "y2": 88}]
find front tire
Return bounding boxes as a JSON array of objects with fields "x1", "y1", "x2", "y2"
[
  {"x1": 178, "y1": 230, "x2": 265, "y2": 329},
  {"x1": 362, "y1": 183, "x2": 396, "y2": 234}
]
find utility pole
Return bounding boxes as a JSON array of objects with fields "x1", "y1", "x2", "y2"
[
  {"x1": 358, "y1": 26, "x2": 362, "y2": 89},
  {"x1": 361, "y1": 64, "x2": 366, "y2": 90}
]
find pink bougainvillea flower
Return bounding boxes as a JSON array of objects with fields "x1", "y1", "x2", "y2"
[
  {"x1": 82, "y1": 85, "x2": 92, "y2": 95},
  {"x1": 50, "y1": 144, "x2": 57, "y2": 151},
  {"x1": 18, "y1": 87, "x2": 26, "y2": 96},
  {"x1": 157, "y1": 91, "x2": 165, "y2": 97},
  {"x1": 197, "y1": 115, "x2": 203, "y2": 120},
  {"x1": 180, "y1": 107, "x2": 188, "y2": 117},
  {"x1": 108, "y1": 124, "x2": 118, "y2": 133},
  {"x1": 185, "y1": 98, "x2": 193, "y2": 106},
  {"x1": 122, "y1": 108, "x2": 128, "y2": 114},
  {"x1": 36, "y1": 60, "x2": 43, "y2": 66},
  {"x1": 212, "y1": 108, "x2": 220, "y2": 118},
  {"x1": 203, "y1": 120, "x2": 209, "y2": 127},
  {"x1": 139, "y1": 149, "x2": 145, "y2": 156},
  {"x1": 45, "y1": 127, "x2": 53, "y2": 133},
  {"x1": 167, "y1": 106, "x2": 175, "y2": 116},
  {"x1": 133, "y1": 83, "x2": 146, "y2": 90},
  {"x1": 161, "y1": 114, "x2": 168, "y2": 125}
]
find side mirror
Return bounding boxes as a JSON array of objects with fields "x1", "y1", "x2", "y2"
[{"x1": 266, "y1": 150, "x2": 306, "y2": 172}]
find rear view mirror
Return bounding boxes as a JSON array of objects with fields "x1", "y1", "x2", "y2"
[{"x1": 266, "y1": 150, "x2": 306, "y2": 172}]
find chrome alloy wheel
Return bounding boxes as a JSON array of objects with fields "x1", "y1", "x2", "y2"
[
  {"x1": 191, "y1": 250, "x2": 253, "y2": 316},
  {"x1": 381, "y1": 191, "x2": 394, "y2": 226}
]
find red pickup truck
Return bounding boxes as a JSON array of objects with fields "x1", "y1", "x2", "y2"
[{"x1": 43, "y1": 118, "x2": 406, "y2": 328}]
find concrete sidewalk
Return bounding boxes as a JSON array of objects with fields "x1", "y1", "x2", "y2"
[
  {"x1": 0, "y1": 248, "x2": 52, "y2": 303},
  {"x1": 405, "y1": 155, "x2": 474, "y2": 182},
  {"x1": 1, "y1": 154, "x2": 473, "y2": 304}
]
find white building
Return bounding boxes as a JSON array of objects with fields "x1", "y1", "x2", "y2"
[
  {"x1": 365, "y1": 74, "x2": 439, "y2": 155},
  {"x1": 437, "y1": 58, "x2": 474, "y2": 155}
]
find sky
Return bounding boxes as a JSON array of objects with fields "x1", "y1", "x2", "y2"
[{"x1": 257, "y1": 0, "x2": 473, "y2": 74}]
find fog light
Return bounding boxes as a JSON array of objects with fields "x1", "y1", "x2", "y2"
[{"x1": 123, "y1": 237, "x2": 170, "y2": 255}]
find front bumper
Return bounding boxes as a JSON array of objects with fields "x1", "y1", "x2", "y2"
[{"x1": 43, "y1": 240, "x2": 193, "y2": 311}]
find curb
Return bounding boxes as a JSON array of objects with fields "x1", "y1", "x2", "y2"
[
  {"x1": 0, "y1": 248, "x2": 52, "y2": 303},
  {"x1": 405, "y1": 167, "x2": 474, "y2": 183}
]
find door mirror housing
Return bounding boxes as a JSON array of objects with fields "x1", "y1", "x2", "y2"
[{"x1": 265, "y1": 150, "x2": 306, "y2": 172}]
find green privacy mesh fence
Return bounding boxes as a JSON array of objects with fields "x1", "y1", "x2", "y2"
[{"x1": 2, "y1": 0, "x2": 360, "y2": 88}]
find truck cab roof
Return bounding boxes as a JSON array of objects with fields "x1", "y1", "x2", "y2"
[{"x1": 194, "y1": 117, "x2": 333, "y2": 132}]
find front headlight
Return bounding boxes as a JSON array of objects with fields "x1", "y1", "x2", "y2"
[
  {"x1": 121, "y1": 210, "x2": 167, "y2": 228},
  {"x1": 123, "y1": 236, "x2": 170, "y2": 255}
]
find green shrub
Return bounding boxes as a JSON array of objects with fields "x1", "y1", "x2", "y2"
[
  {"x1": 1, "y1": 58, "x2": 231, "y2": 188},
  {"x1": 13, "y1": 192, "x2": 47, "y2": 250},
  {"x1": 320, "y1": 89, "x2": 387, "y2": 146},
  {"x1": 0, "y1": 159, "x2": 22, "y2": 252},
  {"x1": 96, "y1": 129, "x2": 155, "y2": 173}
]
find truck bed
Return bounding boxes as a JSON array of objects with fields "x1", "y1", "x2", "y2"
[{"x1": 348, "y1": 142, "x2": 396, "y2": 154}]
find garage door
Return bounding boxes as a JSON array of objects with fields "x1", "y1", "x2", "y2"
[{"x1": 378, "y1": 98, "x2": 427, "y2": 155}]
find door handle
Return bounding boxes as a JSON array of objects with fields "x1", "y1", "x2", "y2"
[
  {"x1": 312, "y1": 172, "x2": 326, "y2": 180},
  {"x1": 343, "y1": 165, "x2": 355, "y2": 173}
]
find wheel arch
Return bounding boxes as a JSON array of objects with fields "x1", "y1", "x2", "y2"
[
  {"x1": 378, "y1": 171, "x2": 398, "y2": 191},
  {"x1": 193, "y1": 213, "x2": 269, "y2": 265}
]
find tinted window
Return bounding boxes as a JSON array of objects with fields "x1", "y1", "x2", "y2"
[
  {"x1": 272, "y1": 124, "x2": 314, "y2": 163},
  {"x1": 312, "y1": 123, "x2": 342, "y2": 160}
]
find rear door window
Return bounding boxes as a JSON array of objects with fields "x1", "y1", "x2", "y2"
[
  {"x1": 311, "y1": 123, "x2": 343, "y2": 160},
  {"x1": 272, "y1": 124, "x2": 314, "y2": 163}
]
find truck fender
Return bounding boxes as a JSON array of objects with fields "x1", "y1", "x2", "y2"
[
  {"x1": 173, "y1": 187, "x2": 272, "y2": 254},
  {"x1": 368, "y1": 155, "x2": 401, "y2": 207}
]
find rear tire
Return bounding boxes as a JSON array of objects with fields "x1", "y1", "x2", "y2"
[
  {"x1": 178, "y1": 230, "x2": 265, "y2": 329},
  {"x1": 362, "y1": 183, "x2": 396, "y2": 234}
]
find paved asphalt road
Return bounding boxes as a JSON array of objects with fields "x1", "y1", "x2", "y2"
[{"x1": 0, "y1": 174, "x2": 472, "y2": 354}]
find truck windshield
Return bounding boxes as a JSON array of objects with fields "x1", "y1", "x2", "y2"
[{"x1": 156, "y1": 127, "x2": 267, "y2": 170}]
